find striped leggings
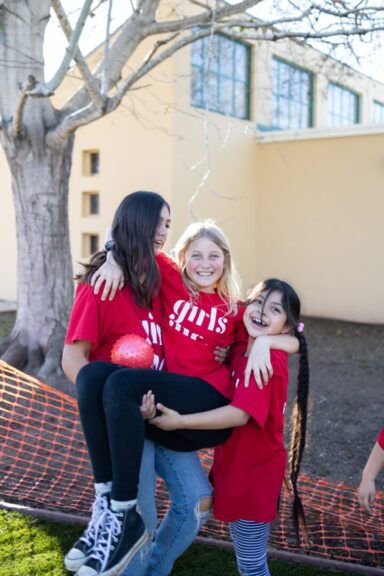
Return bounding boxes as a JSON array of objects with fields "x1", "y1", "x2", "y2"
[{"x1": 229, "y1": 520, "x2": 271, "y2": 576}]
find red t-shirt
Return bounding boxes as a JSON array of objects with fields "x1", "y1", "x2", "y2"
[
  {"x1": 157, "y1": 252, "x2": 239, "y2": 397},
  {"x1": 211, "y1": 347, "x2": 289, "y2": 522},
  {"x1": 378, "y1": 428, "x2": 384, "y2": 450},
  {"x1": 65, "y1": 282, "x2": 165, "y2": 370}
]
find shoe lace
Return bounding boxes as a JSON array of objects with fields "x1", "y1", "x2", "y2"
[
  {"x1": 89, "y1": 509, "x2": 123, "y2": 570},
  {"x1": 80, "y1": 495, "x2": 109, "y2": 547}
]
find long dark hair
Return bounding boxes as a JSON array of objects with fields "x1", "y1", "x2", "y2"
[
  {"x1": 76, "y1": 191, "x2": 170, "y2": 307},
  {"x1": 247, "y1": 278, "x2": 310, "y2": 543}
]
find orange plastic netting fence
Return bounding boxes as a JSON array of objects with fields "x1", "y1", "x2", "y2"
[{"x1": 0, "y1": 360, "x2": 383, "y2": 569}]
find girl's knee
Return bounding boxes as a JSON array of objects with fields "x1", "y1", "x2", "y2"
[
  {"x1": 102, "y1": 369, "x2": 142, "y2": 412},
  {"x1": 196, "y1": 495, "x2": 213, "y2": 528},
  {"x1": 199, "y1": 495, "x2": 212, "y2": 513},
  {"x1": 76, "y1": 362, "x2": 110, "y2": 406},
  {"x1": 76, "y1": 361, "x2": 117, "y2": 391}
]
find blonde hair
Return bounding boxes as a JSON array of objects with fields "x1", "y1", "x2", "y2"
[{"x1": 173, "y1": 220, "x2": 242, "y2": 314}]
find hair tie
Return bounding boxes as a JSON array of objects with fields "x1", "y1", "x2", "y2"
[{"x1": 296, "y1": 322, "x2": 305, "y2": 333}]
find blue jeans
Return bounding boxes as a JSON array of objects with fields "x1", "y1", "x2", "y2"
[{"x1": 123, "y1": 440, "x2": 212, "y2": 576}]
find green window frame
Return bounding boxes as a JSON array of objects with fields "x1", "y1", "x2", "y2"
[
  {"x1": 372, "y1": 100, "x2": 384, "y2": 124},
  {"x1": 265, "y1": 57, "x2": 313, "y2": 131},
  {"x1": 191, "y1": 34, "x2": 251, "y2": 120},
  {"x1": 328, "y1": 83, "x2": 360, "y2": 127}
]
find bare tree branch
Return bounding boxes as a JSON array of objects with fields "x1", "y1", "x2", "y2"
[
  {"x1": 49, "y1": 0, "x2": 106, "y2": 110},
  {"x1": 12, "y1": 93, "x2": 27, "y2": 138},
  {"x1": 46, "y1": 100, "x2": 104, "y2": 145},
  {"x1": 11, "y1": 75, "x2": 38, "y2": 137},
  {"x1": 134, "y1": 0, "x2": 147, "y2": 14},
  {"x1": 311, "y1": 2, "x2": 383, "y2": 18},
  {"x1": 46, "y1": 0, "x2": 94, "y2": 94},
  {"x1": 49, "y1": 0, "x2": 384, "y2": 141},
  {"x1": 65, "y1": 0, "x2": 259, "y2": 113},
  {"x1": 61, "y1": 5, "x2": 153, "y2": 114},
  {"x1": 219, "y1": 20, "x2": 384, "y2": 42},
  {"x1": 145, "y1": 0, "x2": 261, "y2": 35},
  {"x1": 188, "y1": 0, "x2": 214, "y2": 11},
  {"x1": 101, "y1": 0, "x2": 114, "y2": 95},
  {"x1": 47, "y1": 26, "x2": 208, "y2": 140},
  {"x1": 140, "y1": 31, "x2": 182, "y2": 64},
  {"x1": 107, "y1": 27, "x2": 218, "y2": 112},
  {"x1": 140, "y1": 0, "x2": 160, "y2": 19},
  {"x1": 30, "y1": 0, "x2": 384, "y2": 145}
]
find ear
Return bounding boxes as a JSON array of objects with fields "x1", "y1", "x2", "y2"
[{"x1": 282, "y1": 324, "x2": 293, "y2": 334}]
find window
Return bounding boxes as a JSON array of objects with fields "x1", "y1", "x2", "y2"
[
  {"x1": 82, "y1": 233, "x2": 99, "y2": 257},
  {"x1": 191, "y1": 34, "x2": 251, "y2": 120},
  {"x1": 267, "y1": 57, "x2": 313, "y2": 131},
  {"x1": 82, "y1": 192, "x2": 100, "y2": 216},
  {"x1": 328, "y1": 83, "x2": 360, "y2": 127},
  {"x1": 372, "y1": 100, "x2": 384, "y2": 124},
  {"x1": 83, "y1": 150, "x2": 100, "y2": 175}
]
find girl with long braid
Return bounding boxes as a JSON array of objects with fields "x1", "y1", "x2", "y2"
[{"x1": 151, "y1": 278, "x2": 310, "y2": 576}]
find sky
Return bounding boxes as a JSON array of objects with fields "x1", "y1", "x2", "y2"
[{"x1": 43, "y1": 1, "x2": 384, "y2": 84}]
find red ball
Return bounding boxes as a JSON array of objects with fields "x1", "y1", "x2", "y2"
[{"x1": 111, "y1": 334, "x2": 154, "y2": 369}]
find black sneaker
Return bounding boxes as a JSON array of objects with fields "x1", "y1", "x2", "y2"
[
  {"x1": 76, "y1": 507, "x2": 148, "y2": 576},
  {"x1": 64, "y1": 494, "x2": 109, "y2": 572}
]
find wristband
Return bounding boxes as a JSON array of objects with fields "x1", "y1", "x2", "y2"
[{"x1": 105, "y1": 240, "x2": 114, "y2": 252}]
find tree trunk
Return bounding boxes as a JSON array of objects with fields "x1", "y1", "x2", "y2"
[
  {"x1": 0, "y1": 131, "x2": 74, "y2": 381},
  {"x1": 0, "y1": 1, "x2": 75, "y2": 383}
]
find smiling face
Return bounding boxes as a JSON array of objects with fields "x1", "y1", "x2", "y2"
[
  {"x1": 153, "y1": 205, "x2": 171, "y2": 255},
  {"x1": 244, "y1": 289, "x2": 289, "y2": 340},
  {"x1": 184, "y1": 236, "x2": 225, "y2": 293}
]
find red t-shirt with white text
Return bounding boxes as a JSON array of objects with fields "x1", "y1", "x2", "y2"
[
  {"x1": 157, "y1": 252, "x2": 239, "y2": 397},
  {"x1": 211, "y1": 347, "x2": 289, "y2": 522},
  {"x1": 65, "y1": 282, "x2": 164, "y2": 370}
]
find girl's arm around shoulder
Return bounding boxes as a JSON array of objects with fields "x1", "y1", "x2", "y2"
[
  {"x1": 244, "y1": 333, "x2": 298, "y2": 389},
  {"x1": 91, "y1": 254, "x2": 124, "y2": 302}
]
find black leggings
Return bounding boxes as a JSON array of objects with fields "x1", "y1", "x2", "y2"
[{"x1": 76, "y1": 362, "x2": 232, "y2": 501}]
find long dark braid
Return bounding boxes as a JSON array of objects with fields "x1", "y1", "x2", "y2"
[
  {"x1": 289, "y1": 327, "x2": 310, "y2": 544},
  {"x1": 248, "y1": 278, "x2": 310, "y2": 543}
]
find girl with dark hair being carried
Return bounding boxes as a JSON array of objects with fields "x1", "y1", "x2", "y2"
[{"x1": 151, "y1": 278, "x2": 310, "y2": 576}]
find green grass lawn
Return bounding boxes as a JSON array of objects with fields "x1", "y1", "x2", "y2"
[
  {"x1": 0, "y1": 509, "x2": 364, "y2": 576},
  {"x1": 0, "y1": 312, "x2": 15, "y2": 339}
]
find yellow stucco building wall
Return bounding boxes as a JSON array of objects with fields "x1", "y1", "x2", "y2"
[
  {"x1": 1, "y1": 33, "x2": 384, "y2": 323},
  {"x1": 254, "y1": 131, "x2": 384, "y2": 322}
]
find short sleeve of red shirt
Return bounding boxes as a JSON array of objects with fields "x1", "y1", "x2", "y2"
[
  {"x1": 156, "y1": 251, "x2": 179, "y2": 277},
  {"x1": 230, "y1": 349, "x2": 288, "y2": 428},
  {"x1": 65, "y1": 281, "x2": 165, "y2": 367},
  {"x1": 65, "y1": 283, "x2": 100, "y2": 347},
  {"x1": 378, "y1": 428, "x2": 384, "y2": 450}
]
